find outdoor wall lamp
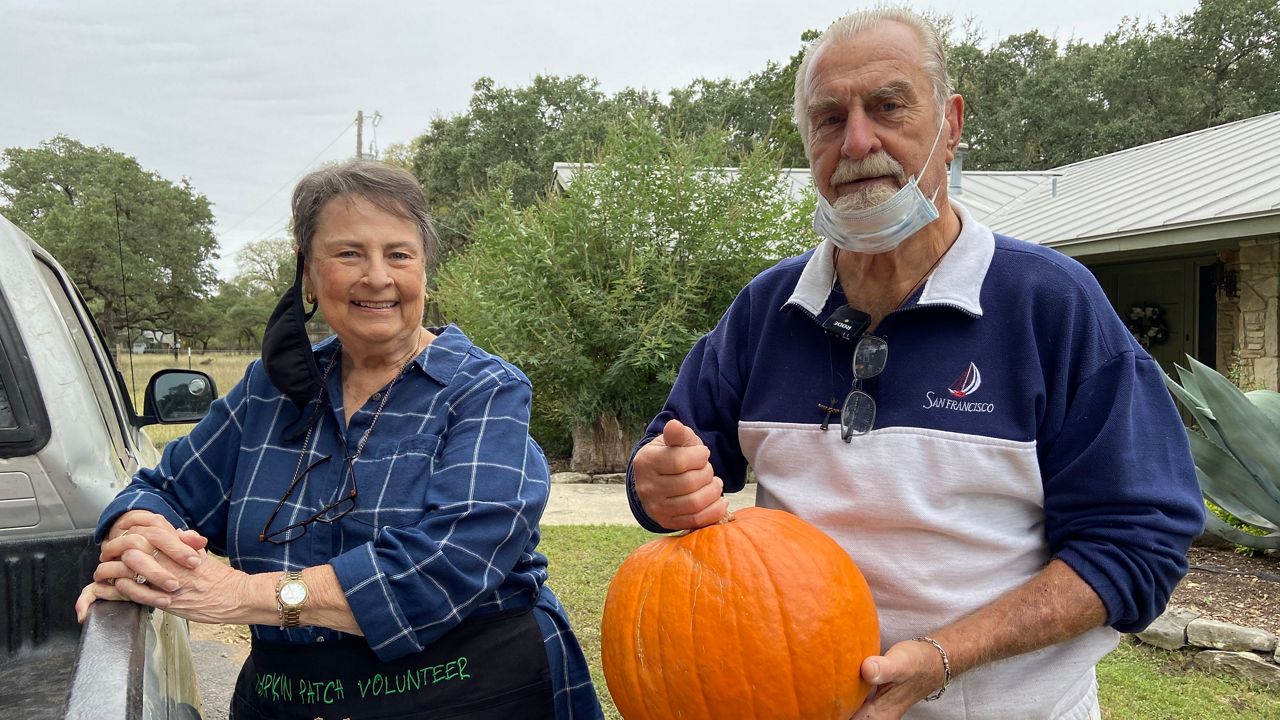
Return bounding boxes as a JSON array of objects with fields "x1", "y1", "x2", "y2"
[{"x1": 1213, "y1": 260, "x2": 1239, "y2": 300}]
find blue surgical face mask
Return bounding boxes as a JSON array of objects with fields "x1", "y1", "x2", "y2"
[{"x1": 812, "y1": 113, "x2": 949, "y2": 255}]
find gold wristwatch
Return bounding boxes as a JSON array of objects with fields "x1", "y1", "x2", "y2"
[{"x1": 275, "y1": 571, "x2": 308, "y2": 628}]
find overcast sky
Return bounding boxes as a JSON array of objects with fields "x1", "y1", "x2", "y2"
[{"x1": 2, "y1": 0, "x2": 1196, "y2": 278}]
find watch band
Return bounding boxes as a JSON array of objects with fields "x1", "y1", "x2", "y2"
[{"x1": 277, "y1": 571, "x2": 305, "y2": 628}]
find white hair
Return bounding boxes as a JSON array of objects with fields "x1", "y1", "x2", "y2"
[{"x1": 792, "y1": 8, "x2": 952, "y2": 156}]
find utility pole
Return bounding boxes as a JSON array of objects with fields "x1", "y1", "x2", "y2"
[
  {"x1": 355, "y1": 110, "x2": 364, "y2": 159},
  {"x1": 354, "y1": 110, "x2": 382, "y2": 160}
]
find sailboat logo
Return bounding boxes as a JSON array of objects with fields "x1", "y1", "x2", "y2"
[{"x1": 948, "y1": 362, "x2": 982, "y2": 398}]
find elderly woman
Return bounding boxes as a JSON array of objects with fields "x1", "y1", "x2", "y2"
[{"x1": 75, "y1": 161, "x2": 603, "y2": 720}]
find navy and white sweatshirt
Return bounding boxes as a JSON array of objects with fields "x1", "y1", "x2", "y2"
[{"x1": 627, "y1": 203, "x2": 1204, "y2": 719}]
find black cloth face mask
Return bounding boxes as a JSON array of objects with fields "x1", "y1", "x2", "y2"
[{"x1": 262, "y1": 254, "x2": 324, "y2": 438}]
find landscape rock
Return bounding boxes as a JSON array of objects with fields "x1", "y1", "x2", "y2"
[
  {"x1": 1186, "y1": 618, "x2": 1279, "y2": 653},
  {"x1": 550, "y1": 472, "x2": 592, "y2": 484},
  {"x1": 1136, "y1": 606, "x2": 1201, "y2": 650},
  {"x1": 592, "y1": 473, "x2": 627, "y2": 485},
  {"x1": 1193, "y1": 651, "x2": 1280, "y2": 687}
]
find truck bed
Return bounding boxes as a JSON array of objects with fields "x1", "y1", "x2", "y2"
[{"x1": 1, "y1": 529, "x2": 98, "y2": 719}]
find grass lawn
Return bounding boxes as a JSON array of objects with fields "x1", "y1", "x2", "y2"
[
  {"x1": 540, "y1": 525, "x2": 1280, "y2": 720},
  {"x1": 1098, "y1": 640, "x2": 1280, "y2": 719}
]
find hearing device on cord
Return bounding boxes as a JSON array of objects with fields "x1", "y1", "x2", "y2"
[{"x1": 822, "y1": 304, "x2": 871, "y2": 343}]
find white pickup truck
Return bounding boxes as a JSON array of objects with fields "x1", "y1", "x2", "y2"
[{"x1": 0, "y1": 212, "x2": 216, "y2": 719}]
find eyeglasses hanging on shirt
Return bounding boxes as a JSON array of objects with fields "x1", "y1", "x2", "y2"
[
  {"x1": 840, "y1": 335, "x2": 888, "y2": 441},
  {"x1": 260, "y1": 343, "x2": 416, "y2": 545},
  {"x1": 260, "y1": 452, "x2": 360, "y2": 545}
]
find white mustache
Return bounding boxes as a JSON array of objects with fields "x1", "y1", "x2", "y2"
[{"x1": 831, "y1": 153, "x2": 907, "y2": 187}]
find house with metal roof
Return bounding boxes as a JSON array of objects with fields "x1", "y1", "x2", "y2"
[
  {"x1": 972, "y1": 110, "x2": 1280, "y2": 390},
  {"x1": 552, "y1": 110, "x2": 1280, "y2": 389}
]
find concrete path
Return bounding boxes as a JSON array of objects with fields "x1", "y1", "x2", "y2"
[
  {"x1": 189, "y1": 483, "x2": 760, "y2": 719},
  {"x1": 542, "y1": 482, "x2": 758, "y2": 525}
]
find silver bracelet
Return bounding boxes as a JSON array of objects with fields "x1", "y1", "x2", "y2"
[{"x1": 911, "y1": 636, "x2": 951, "y2": 701}]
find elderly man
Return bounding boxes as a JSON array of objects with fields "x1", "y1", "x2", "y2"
[{"x1": 627, "y1": 8, "x2": 1204, "y2": 720}]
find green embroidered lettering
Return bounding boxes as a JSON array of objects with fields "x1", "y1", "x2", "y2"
[
  {"x1": 297, "y1": 679, "x2": 311, "y2": 704},
  {"x1": 255, "y1": 673, "x2": 281, "y2": 700},
  {"x1": 256, "y1": 673, "x2": 292, "y2": 702},
  {"x1": 349, "y1": 657, "x2": 474, "y2": 703}
]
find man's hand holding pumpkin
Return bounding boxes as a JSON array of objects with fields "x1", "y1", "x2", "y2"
[{"x1": 630, "y1": 419, "x2": 727, "y2": 530}]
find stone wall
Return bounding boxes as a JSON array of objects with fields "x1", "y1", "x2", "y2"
[
  {"x1": 1219, "y1": 238, "x2": 1280, "y2": 390},
  {"x1": 1137, "y1": 606, "x2": 1280, "y2": 687}
]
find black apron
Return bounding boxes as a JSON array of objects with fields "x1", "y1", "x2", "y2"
[{"x1": 229, "y1": 607, "x2": 555, "y2": 720}]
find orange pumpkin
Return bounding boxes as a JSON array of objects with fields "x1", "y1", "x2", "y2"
[{"x1": 601, "y1": 507, "x2": 879, "y2": 720}]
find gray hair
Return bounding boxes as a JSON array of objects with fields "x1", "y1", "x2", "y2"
[
  {"x1": 291, "y1": 159, "x2": 439, "y2": 267},
  {"x1": 792, "y1": 8, "x2": 952, "y2": 155}
]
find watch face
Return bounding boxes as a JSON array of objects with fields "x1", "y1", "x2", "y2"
[{"x1": 280, "y1": 580, "x2": 307, "y2": 606}]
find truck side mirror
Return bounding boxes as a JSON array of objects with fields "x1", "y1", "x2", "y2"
[{"x1": 141, "y1": 370, "x2": 217, "y2": 425}]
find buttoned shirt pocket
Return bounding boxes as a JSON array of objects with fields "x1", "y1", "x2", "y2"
[{"x1": 349, "y1": 432, "x2": 441, "y2": 531}]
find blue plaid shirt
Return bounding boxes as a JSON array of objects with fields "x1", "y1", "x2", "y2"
[{"x1": 97, "y1": 325, "x2": 602, "y2": 719}]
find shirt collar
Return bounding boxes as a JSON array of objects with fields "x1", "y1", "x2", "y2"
[
  {"x1": 312, "y1": 324, "x2": 471, "y2": 388},
  {"x1": 783, "y1": 199, "x2": 994, "y2": 318},
  {"x1": 417, "y1": 324, "x2": 469, "y2": 386}
]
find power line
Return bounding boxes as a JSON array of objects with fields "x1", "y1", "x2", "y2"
[
  {"x1": 219, "y1": 119, "x2": 356, "y2": 236},
  {"x1": 241, "y1": 215, "x2": 292, "y2": 250}
]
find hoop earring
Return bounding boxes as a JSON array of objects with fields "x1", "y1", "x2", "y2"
[{"x1": 304, "y1": 290, "x2": 316, "y2": 305}]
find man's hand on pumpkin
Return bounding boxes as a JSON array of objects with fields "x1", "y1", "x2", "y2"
[
  {"x1": 849, "y1": 639, "x2": 948, "y2": 719},
  {"x1": 631, "y1": 419, "x2": 729, "y2": 530}
]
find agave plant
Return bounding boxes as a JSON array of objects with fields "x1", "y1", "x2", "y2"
[{"x1": 1164, "y1": 357, "x2": 1280, "y2": 550}]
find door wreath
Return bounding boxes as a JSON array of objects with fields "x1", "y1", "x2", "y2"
[{"x1": 1125, "y1": 302, "x2": 1170, "y2": 349}]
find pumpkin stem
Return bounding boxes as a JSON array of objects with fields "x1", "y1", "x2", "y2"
[{"x1": 680, "y1": 510, "x2": 734, "y2": 536}]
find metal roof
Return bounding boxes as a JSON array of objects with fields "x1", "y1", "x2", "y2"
[
  {"x1": 948, "y1": 172, "x2": 1059, "y2": 218},
  {"x1": 981, "y1": 111, "x2": 1280, "y2": 251},
  {"x1": 555, "y1": 112, "x2": 1280, "y2": 257}
]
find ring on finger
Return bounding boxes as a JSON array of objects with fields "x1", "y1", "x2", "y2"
[{"x1": 135, "y1": 574, "x2": 147, "y2": 585}]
